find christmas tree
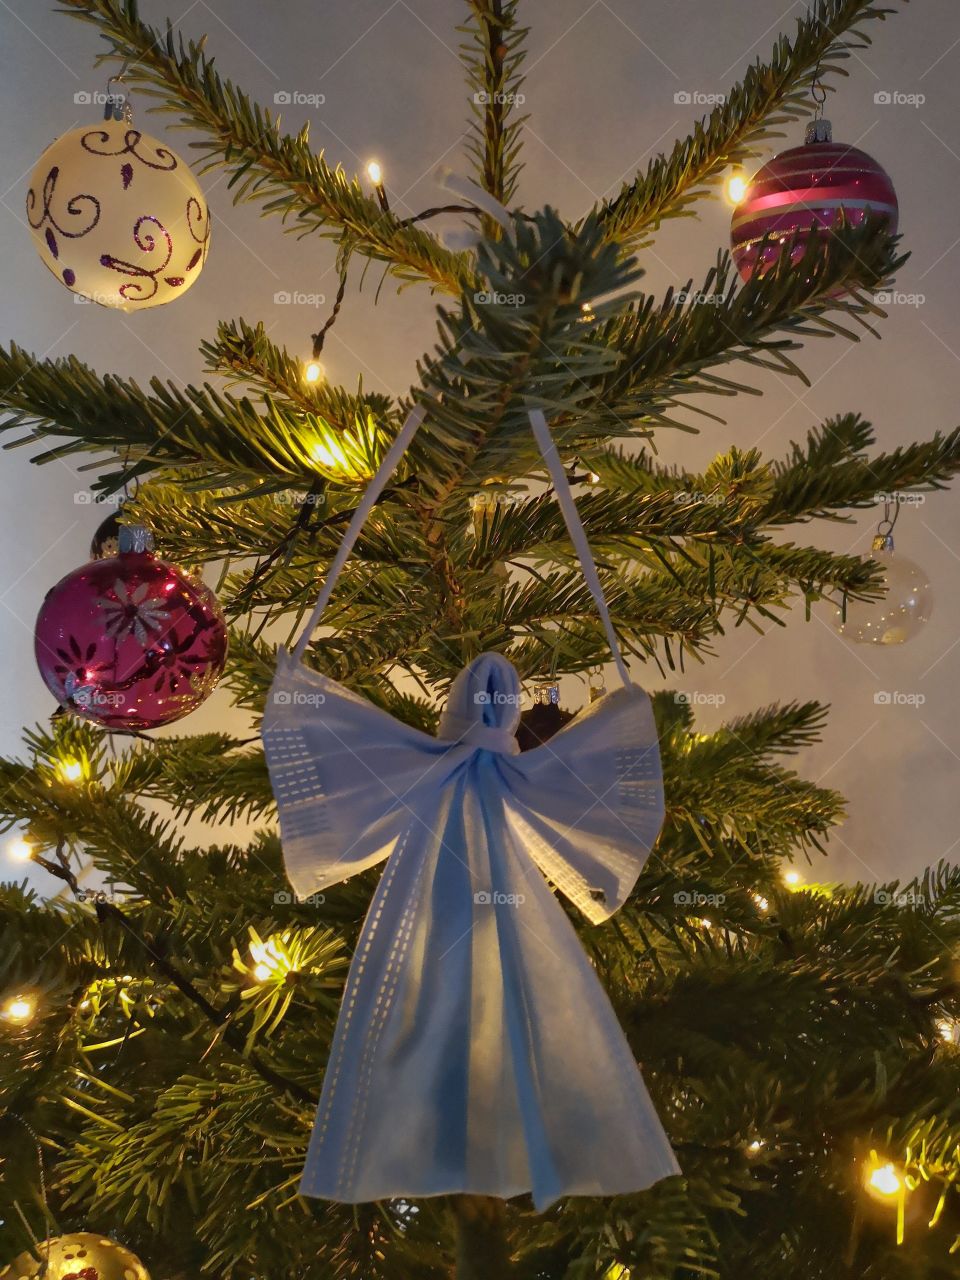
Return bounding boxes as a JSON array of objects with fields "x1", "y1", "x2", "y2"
[{"x1": 3, "y1": 0, "x2": 960, "y2": 1276}]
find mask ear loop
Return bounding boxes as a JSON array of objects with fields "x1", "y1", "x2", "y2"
[
  {"x1": 528, "y1": 409, "x2": 632, "y2": 691},
  {"x1": 290, "y1": 404, "x2": 426, "y2": 663},
  {"x1": 287, "y1": 402, "x2": 631, "y2": 686}
]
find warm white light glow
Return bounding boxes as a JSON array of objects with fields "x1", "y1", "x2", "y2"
[
  {"x1": 754, "y1": 893, "x2": 770, "y2": 912},
  {"x1": 310, "y1": 438, "x2": 348, "y2": 471},
  {"x1": 747, "y1": 1138, "x2": 765, "y2": 1154},
  {"x1": 366, "y1": 160, "x2": 383, "y2": 185},
  {"x1": 725, "y1": 171, "x2": 748, "y2": 205},
  {"x1": 783, "y1": 870, "x2": 803, "y2": 888},
  {"x1": 4, "y1": 997, "x2": 34, "y2": 1023},
  {"x1": 868, "y1": 1162, "x2": 903, "y2": 1199},
  {"x1": 250, "y1": 937, "x2": 289, "y2": 983},
  {"x1": 58, "y1": 758, "x2": 83, "y2": 783},
  {"x1": 7, "y1": 836, "x2": 32, "y2": 862},
  {"x1": 304, "y1": 360, "x2": 324, "y2": 385},
  {"x1": 936, "y1": 1017, "x2": 958, "y2": 1044}
]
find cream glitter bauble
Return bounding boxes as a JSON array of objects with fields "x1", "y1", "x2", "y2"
[
  {"x1": 27, "y1": 122, "x2": 210, "y2": 310},
  {"x1": 0, "y1": 1232, "x2": 151, "y2": 1280}
]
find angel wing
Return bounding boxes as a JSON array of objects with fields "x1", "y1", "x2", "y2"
[
  {"x1": 265, "y1": 650, "x2": 664, "y2": 927},
  {"x1": 262, "y1": 648, "x2": 454, "y2": 897}
]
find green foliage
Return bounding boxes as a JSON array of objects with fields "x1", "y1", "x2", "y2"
[
  {"x1": 596, "y1": 0, "x2": 911, "y2": 250},
  {"x1": 0, "y1": 1, "x2": 956, "y2": 1277},
  {"x1": 459, "y1": 1, "x2": 529, "y2": 218},
  {"x1": 57, "y1": 0, "x2": 473, "y2": 294}
]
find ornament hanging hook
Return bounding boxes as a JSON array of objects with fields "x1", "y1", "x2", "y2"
[
  {"x1": 811, "y1": 68, "x2": 827, "y2": 119},
  {"x1": 804, "y1": 61, "x2": 832, "y2": 144},
  {"x1": 104, "y1": 59, "x2": 134, "y2": 123},
  {"x1": 874, "y1": 494, "x2": 901, "y2": 550}
]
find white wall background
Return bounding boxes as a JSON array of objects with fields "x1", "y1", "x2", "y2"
[{"x1": 0, "y1": 0, "x2": 957, "y2": 891}]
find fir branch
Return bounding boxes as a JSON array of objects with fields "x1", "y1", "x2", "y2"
[
  {"x1": 56, "y1": 0, "x2": 472, "y2": 293},
  {"x1": 459, "y1": 0, "x2": 528, "y2": 222},
  {"x1": 596, "y1": 0, "x2": 909, "y2": 250}
]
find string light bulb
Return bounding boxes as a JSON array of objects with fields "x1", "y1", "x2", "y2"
[
  {"x1": 58, "y1": 757, "x2": 83, "y2": 783},
  {"x1": 366, "y1": 160, "x2": 389, "y2": 211},
  {"x1": 250, "y1": 936, "x2": 290, "y2": 983},
  {"x1": 309, "y1": 436, "x2": 349, "y2": 472},
  {"x1": 7, "y1": 835, "x2": 33, "y2": 862},
  {"x1": 747, "y1": 1138, "x2": 766, "y2": 1155},
  {"x1": 783, "y1": 869, "x2": 803, "y2": 889},
  {"x1": 753, "y1": 893, "x2": 770, "y2": 912},
  {"x1": 936, "y1": 1017, "x2": 959, "y2": 1044},
  {"x1": 864, "y1": 1152, "x2": 910, "y2": 1244},
  {"x1": 725, "y1": 170, "x2": 748, "y2": 206},
  {"x1": 868, "y1": 1163, "x2": 903, "y2": 1199},
  {"x1": 3, "y1": 996, "x2": 34, "y2": 1024},
  {"x1": 303, "y1": 359, "x2": 324, "y2": 385}
]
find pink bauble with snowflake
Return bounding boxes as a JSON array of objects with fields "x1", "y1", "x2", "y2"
[
  {"x1": 730, "y1": 122, "x2": 898, "y2": 281},
  {"x1": 34, "y1": 527, "x2": 227, "y2": 729}
]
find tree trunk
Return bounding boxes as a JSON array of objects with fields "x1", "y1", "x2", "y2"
[{"x1": 452, "y1": 1195, "x2": 512, "y2": 1279}]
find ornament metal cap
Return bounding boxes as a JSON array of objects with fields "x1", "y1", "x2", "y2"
[
  {"x1": 534, "y1": 683, "x2": 560, "y2": 707},
  {"x1": 118, "y1": 524, "x2": 155, "y2": 554},
  {"x1": 804, "y1": 117, "x2": 834, "y2": 144},
  {"x1": 872, "y1": 532, "x2": 895, "y2": 552}
]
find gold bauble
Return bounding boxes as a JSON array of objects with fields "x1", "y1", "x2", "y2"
[{"x1": 0, "y1": 1233, "x2": 150, "y2": 1280}]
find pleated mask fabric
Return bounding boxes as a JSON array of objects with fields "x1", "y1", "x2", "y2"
[{"x1": 262, "y1": 407, "x2": 680, "y2": 1208}]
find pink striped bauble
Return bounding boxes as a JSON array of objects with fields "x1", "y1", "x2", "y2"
[{"x1": 730, "y1": 140, "x2": 898, "y2": 281}]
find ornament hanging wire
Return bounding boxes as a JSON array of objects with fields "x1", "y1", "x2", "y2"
[
  {"x1": 5, "y1": 1111, "x2": 53, "y2": 1272},
  {"x1": 811, "y1": 66, "x2": 827, "y2": 120},
  {"x1": 104, "y1": 61, "x2": 134, "y2": 123},
  {"x1": 875, "y1": 492, "x2": 901, "y2": 550}
]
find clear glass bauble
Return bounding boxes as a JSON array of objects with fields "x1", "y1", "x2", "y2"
[{"x1": 834, "y1": 547, "x2": 933, "y2": 645}]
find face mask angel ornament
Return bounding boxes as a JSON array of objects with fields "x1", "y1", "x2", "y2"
[{"x1": 262, "y1": 406, "x2": 679, "y2": 1210}]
